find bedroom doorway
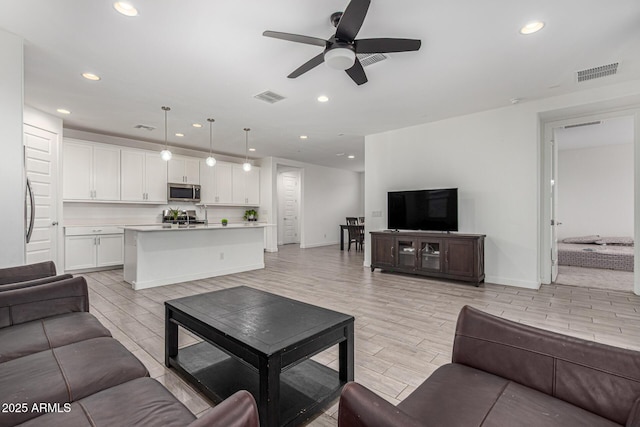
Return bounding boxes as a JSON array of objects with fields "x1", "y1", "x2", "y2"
[{"x1": 545, "y1": 113, "x2": 636, "y2": 292}]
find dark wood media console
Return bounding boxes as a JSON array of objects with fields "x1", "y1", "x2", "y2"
[{"x1": 370, "y1": 231, "x2": 485, "y2": 285}]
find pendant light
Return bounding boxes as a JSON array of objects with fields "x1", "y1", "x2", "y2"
[
  {"x1": 160, "y1": 106, "x2": 172, "y2": 161},
  {"x1": 205, "y1": 118, "x2": 216, "y2": 167},
  {"x1": 242, "y1": 128, "x2": 251, "y2": 172}
]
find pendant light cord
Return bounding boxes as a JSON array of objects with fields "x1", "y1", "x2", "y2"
[
  {"x1": 208, "y1": 118, "x2": 215, "y2": 155},
  {"x1": 162, "y1": 106, "x2": 170, "y2": 150},
  {"x1": 244, "y1": 128, "x2": 250, "y2": 162}
]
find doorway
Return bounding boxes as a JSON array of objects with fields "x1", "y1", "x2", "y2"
[
  {"x1": 277, "y1": 169, "x2": 301, "y2": 245},
  {"x1": 541, "y1": 111, "x2": 637, "y2": 293}
]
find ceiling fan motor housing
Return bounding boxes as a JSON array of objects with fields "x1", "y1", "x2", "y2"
[{"x1": 324, "y1": 41, "x2": 356, "y2": 70}]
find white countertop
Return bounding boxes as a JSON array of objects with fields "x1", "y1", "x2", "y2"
[{"x1": 122, "y1": 223, "x2": 269, "y2": 232}]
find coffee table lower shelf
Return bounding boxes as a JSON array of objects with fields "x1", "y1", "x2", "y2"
[{"x1": 169, "y1": 341, "x2": 344, "y2": 426}]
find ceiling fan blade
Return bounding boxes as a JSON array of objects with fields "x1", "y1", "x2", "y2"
[
  {"x1": 345, "y1": 58, "x2": 368, "y2": 85},
  {"x1": 263, "y1": 31, "x2": 326, "y2": 47},
  {"x1": 288, "y1": 52, "x2": 326, "y2": 78},
  {"x1": 335, "y1": 0, "x2": 370, "y2": 42},
  {"x1": 355, "y1": 38, "x2": 422, "y2": 54}
]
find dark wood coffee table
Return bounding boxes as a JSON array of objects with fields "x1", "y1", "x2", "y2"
[{"x1": 165, "y1": 286, "x2": 354, "y2": 427}]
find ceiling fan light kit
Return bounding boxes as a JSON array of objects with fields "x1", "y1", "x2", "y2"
[{"x1": 263, "y1": 0, "x2": 421, "y2": 85}]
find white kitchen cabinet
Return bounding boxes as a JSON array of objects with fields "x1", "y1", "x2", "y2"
[
  {"x1": 63, "y1": 139, "x2": 120, "y2": 201},
  {"x1": 168, "y1": 155, "x2": 199, "y2": 184},
  {"x1": 121, "y1": 149, "x2": 167, "y2": 203},
  {"x1": 232, "y1": 164, "x2": 260, "y2": 205},
  {"x1": 64, "y1": 226, "x2": 124, "y2": 271},
  {"x1": 200, "y1": 160, "x2": 233, "y2": 204}
]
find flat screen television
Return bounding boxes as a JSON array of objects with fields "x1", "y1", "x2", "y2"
[{"x1": 388, "y1": 188, "x2": 458, "y2": 231}]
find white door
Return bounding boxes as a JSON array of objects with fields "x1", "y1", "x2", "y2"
[
  {"x1": 550, "y1": 131, "x2": 560, "y2": 282},
  {"x1": 24, "y1": 125, "x2": 59, "y2": 264},
  {"x1": 279, "y1": 171, "x2": 300, "y2": 245}
]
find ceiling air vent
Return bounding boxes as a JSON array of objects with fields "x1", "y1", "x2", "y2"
[
  {"x1": 564, "y1": 121, "x2": 602, "y2": 129},
  {"x1": 576, "y1": 63, "x2": 618, "y2": 82},
  {"x1": 134, "y1": 124, "x2": 155, "y2": 131},
  {"x1": 254, "y1": 90, "x2": 286, "y2": 104},
  {"x1": 357, "y1": 53, "x2": 387, "y2": 67}
]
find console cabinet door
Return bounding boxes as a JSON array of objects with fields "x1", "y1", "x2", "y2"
[
  {"x1": 371, "y1": 234, "x2": 395, "y2": 268},
  {"x1": 417, "y1": 238, "x2": 443, "y2": 273},
  {"x1": 444, "y1": 239, "x2": 476, "y2": 278}
]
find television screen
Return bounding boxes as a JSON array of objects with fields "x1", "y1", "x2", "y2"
[{"x1": 388, "y1": 188, "x2": 458, "y2": 231}]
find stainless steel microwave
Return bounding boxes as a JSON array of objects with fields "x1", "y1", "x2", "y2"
[{"x1": 168, "y1": 183, "x2": 201, "y2": 202}]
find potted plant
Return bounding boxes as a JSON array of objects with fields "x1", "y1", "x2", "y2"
[
  {"x1": 244, "y1": 209, "x2": 257, "y2": 222},
  {"x1": 221, "y1": 218, "x2": 228, "y2": 226},
  {"x1": 168, "y1": 208, "x2": 181, "y2": 227}
]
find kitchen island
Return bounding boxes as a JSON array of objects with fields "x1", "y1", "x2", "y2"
[{"x1": 123, "y1": 223, "x2": 266, "y2": 290}]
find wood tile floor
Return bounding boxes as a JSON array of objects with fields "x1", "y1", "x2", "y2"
[{"x1": 82, "y1": 244, "x2": 640, "y2": 426}]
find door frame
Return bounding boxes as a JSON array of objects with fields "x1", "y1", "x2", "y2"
[
  {"x1": 275, "y1": 165, "x2": 304, "y2": 248},
  {"x1": 277, "y1": 169, "x2": 301, "y2": 245},
  {"x1": 540, "y1": 108, "x2": 639, "y2": 295}
]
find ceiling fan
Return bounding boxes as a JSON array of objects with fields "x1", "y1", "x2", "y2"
[{"x1": 263, "y1": 0, "x2": 421, "y2": 85}]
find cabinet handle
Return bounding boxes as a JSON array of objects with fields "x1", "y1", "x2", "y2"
[
  {"x1": 391, "y1": 246, "x2": 394, "y2": 258},
  {"x1": 97, "y1": 237, "x2": 101, "y2": 245}
]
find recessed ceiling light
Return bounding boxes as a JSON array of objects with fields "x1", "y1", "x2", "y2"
[
  {"x1": 56, "y1": 108, "x2": 71, "y2": 115},
  {"x1": 175, "y1": 133, "x2": 184, "y2": 137},
  {"x1": 317, "y1": 95, "x2": 329, "y2": 103},
  {"x1": 114, "y1": 2, "x2": 138, "y2": 16},
  {"x1": 348, "y1": 155, "x2": 355, "y2": 159},
  {"x1": 520, "y1": 21, "x2": 544, "y2": 35},
  {"x1": 299, "y1": 135, "x2": 308, "y2": 139},
  {"x1": 249, "y1": 148, "x2": 256, "y2": 152},
  {"x1": 82, "y1": 72, "x2": 101, "y2": 81},
  {"x1": 336, "y1": 153, "x2": 345, "y2": 156},
  {"x1": 192, "y1": 123, "x2": 202, "y2": 128}
]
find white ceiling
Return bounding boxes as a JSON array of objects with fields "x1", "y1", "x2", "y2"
[{"x1": 2, "y1": 0, "x2": 640, "y2": 172}]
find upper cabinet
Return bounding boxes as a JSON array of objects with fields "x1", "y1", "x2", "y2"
[
  {"x1": 168, "y1": 156, "x2": 199, "y2": 184},
  {"x1": 63, "y1": 139, "x2": 120, "y2": 201},
  {"x1": 200, "y1": 160, "x2": 233, "y2": 204},
  {"x1": 232, "y1": 164, "x2": 260, "y2": 205},
  {"x1": 121, "y1": 149, "x2": 167, "y2": 203}
]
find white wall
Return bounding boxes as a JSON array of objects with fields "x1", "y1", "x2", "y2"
[
  {"x1": 557, "y1": 144, "x2": 634, "y2": 239},
  {"x1": 0, "y1": 30, "x2": 24, "y2": 268},
  {"x1": 365, "y1": 78, "x2": 640, "y2": 289},
  {"x1": 262, "y1": 157, "x2": 362, "y2": 250}
]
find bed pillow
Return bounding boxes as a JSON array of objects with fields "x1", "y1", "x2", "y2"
[
  {"x1": 562, "y1": 235, "x2": 600, "y2": 244},
  {"x1": 594, "y1": 236, "x2": 634, "y2": 246}
]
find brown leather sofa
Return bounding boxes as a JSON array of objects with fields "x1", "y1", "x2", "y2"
[
  {"x1": 339, "y1": 305, "x2": 640, "y2": 427},
  {"x1": 0, "y1": 262, "x2": 259, "y2": 427}
]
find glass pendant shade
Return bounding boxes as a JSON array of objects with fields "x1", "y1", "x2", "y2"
[
  {"x1": 160, "y1": 149, "x2": 172, "y2": 161},
  {"x1": 206, "y1": 118, "x2": 216, "y2": 167},
  {"x1": 243, "y1": 128, "x2": 251, "y2": 172}
]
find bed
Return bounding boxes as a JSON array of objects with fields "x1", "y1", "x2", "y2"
[{"x1": 558, "y1": 236, "x2": 634, "y2": 272}]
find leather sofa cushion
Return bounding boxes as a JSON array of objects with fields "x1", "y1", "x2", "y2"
[
  {"x1": 17, "y1": 378, "x2": 197, "y2": 427},
  {"x1": 398, "y1": 364, "x2": 620, "y2": 427},
  {"x1": 0, "y1": 337, "x2": 148, "y2": 425},
  {"x1": 0, "y1": 312, "x2": 111, "y2": 363}
]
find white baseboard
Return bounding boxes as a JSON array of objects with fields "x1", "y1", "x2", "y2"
[
  {"x1": 485, "y1": 275, "x2": 541, "y2": 289},
  {"x1": 130, "y1": 263, "x2": 265, "y2": 290}
]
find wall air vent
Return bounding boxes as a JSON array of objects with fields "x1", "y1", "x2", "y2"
[
  {"x1": 564, "y1": 121, "x2": 602, "y2": 129},
  {"x1": 134, "y1": 124, "x2": 155, "y2": 131},
  {"x1": 254, "y1": 91, "x2": 286, "y2": 104},
  {"x1": 357, "y1": 53, "x2": 387, "y2": 67},
  {"x1": 576, "y1": 63, "x2": 618, "y2": 82}
]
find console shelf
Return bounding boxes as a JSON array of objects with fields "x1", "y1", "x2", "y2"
[{"x1": 370, "y1": 231, "x2": 485, "y2": 285}]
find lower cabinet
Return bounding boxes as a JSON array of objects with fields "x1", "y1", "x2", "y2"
[
  {"x1": 65, "y1": 226, "x2": 124, "y2": 271},
  {"x1": 370, "y1": 231, "x2": 485, "y2": 285}
]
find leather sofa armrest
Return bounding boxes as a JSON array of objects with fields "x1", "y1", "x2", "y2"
[
  {"x1": 627, "y1": 397, "x2": 640, "y2": 427},
  {"x1": 0, "y1": 274, "x2": 73, "y2": 292},
  {"x1": 187, "y1": 390, "x2": 259, "y2": 427},
  {"x1": 0, "y1": 276, "x2": 89, "y2": 328},
  {"x1": 0, "y1": 261, "x2": 57, "y2": 285},
  {"x1": 338, "y1": 382, "x2": 424, "y2": 427}
]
